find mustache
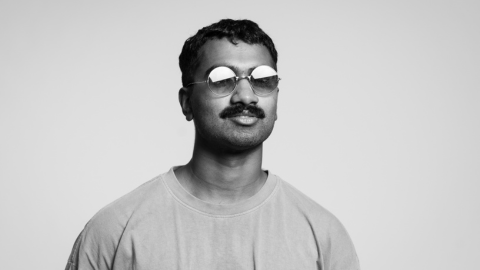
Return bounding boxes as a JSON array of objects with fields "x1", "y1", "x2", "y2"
[{"x1": 219, "y1": 103, "x2": 266, "y2": 119}]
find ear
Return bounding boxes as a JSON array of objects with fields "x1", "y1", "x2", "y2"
[{"x1": 178, "y1": 87, "x2": 194, "y2": 121}]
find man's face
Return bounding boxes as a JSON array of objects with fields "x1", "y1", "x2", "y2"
[{"x1": 183, "y1": 38, "x2": 279, "y2": 152}]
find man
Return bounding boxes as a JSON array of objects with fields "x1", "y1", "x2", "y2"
[{"x1": 66, "y1": 19, "x2": 359, "y2": 270}]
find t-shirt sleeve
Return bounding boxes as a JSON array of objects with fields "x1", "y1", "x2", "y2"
[
  {"x1": 64, "y1": 226, "x2": 117, "y2": 270},
  {"x1": 318, "y1": 216, "x2": 360, "y2": 270},
  {"x1": 65, "y1": 230, "x2": 83, "y2": 270},
  {"x1": 64, "y1": 210, "x2": 125, "y2": 270}
]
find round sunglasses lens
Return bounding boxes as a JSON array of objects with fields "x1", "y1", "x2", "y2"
[
  {"x1": 251, "y1": 76, "x2": 279, "y2": 95},
  {"x1": 250, "y1": 65, "x2": 279, "y2": 95},
  {"x1": 207, "y1": 67, "x2": 236, "y2": 96},
  {"x1": 208, "y1": 77, "x2": 236, "y2": 96}
]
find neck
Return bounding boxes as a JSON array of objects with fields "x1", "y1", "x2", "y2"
[{"x1": 175, "y1": 136, "x2": 267, "y2": 204}]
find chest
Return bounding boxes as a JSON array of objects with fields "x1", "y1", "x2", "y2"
[{"x1": 113, "y1": 207, "x2": 320, "y2": 269}]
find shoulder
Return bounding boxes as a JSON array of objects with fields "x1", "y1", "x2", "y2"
[
  {"x1": 275, "y1": 174, "x2": 351, "y2": 233},
  {"x1": 66, "y1": 174, "x2": 168, "y2": 269},
  {"x1": 84, "y1": 173, "x2": 166, "y2": 235},
  {"x1": 275, "y1": 175, "x2": 337, "y2": 222},
  {"x1": 273, "y1": 175, "x2": 360, "y2": 269}
]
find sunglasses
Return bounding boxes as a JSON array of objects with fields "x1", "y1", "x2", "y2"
[{"x1": 186, "y1": 65, "x2": 280, "y2": 97}]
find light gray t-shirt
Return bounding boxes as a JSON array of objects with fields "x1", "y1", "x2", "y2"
[{"x1": 66, "y1": 168, "x2": 359, "y2": 270}]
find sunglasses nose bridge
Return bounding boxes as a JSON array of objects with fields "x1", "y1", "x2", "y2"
[
  {"x1": 234, "y1": 76, "x2": 254, "y2": 91},
  {"x1": 230, "y1": 75, "x2": 258, "y2": 104}
]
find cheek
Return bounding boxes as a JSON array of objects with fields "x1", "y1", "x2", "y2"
[
  {"x1": 192, "y1": 95, "x2": 223, "y2": 121},
  {"x1": 262, "y1": 98, "x2": 278, "y2": 120}
]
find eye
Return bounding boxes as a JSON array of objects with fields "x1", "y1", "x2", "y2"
[
  {"x1": 209, "y1": 77, "x2": 235, "y2": 88},
  {"x1": 251, "y1": 65, "x2": 277, "y2": 79},
  {"x1": 251, "y1": 76, "x2": 278, "y2": 89},
  {"x1": 208, "y1": 66, "x2": 236, "y2": 82}
]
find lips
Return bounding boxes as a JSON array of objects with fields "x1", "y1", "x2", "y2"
[{"x1": 229, "y1": 115, "x2": 259, "y2": 126}]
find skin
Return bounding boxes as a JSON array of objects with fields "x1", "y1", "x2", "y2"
[{"x1": 175, "y1": 38, "x2": 279, "y2": 204}]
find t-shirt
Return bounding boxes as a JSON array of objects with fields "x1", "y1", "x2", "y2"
[{"x1": 65, "y1": 167, "x2": 359, "y2": 270}]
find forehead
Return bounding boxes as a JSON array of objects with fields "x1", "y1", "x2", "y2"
[{"x1": 195, "y1": 38, "x2": 275, "y2": 77}]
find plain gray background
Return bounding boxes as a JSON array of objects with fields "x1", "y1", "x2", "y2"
[{"x1": 1, "y1": 1, "x2": 479, "y2": 269}]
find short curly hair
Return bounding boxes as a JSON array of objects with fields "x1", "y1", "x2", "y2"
[{"x1": 179, "y1": 19, "x2": 278, "y2": 87}]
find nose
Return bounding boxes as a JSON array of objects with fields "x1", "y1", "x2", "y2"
[{"x1": 230, "y1": 77, "x2": 259, "y2": 105}]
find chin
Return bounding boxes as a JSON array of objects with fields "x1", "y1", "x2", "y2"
[
  {"x1": 220, "y1": 126, "x2": 275, "y2": 152},
  {"x1": 224, "y1": 137, "x2": 264, "y2": 151}
]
